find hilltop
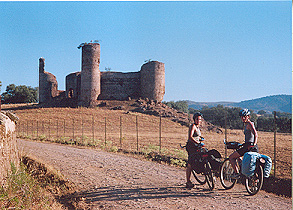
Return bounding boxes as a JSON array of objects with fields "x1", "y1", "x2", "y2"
[{"x1": 187, "y1": 94, "x2": 292, "y2": 114}]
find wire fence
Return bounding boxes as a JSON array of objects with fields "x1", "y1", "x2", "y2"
[
  {"x1": 16, "y1": 113, "x2": 291, "y2": 179},
  {"x1": 16, "y1": 115, "x2": 188, "y2": 154}
]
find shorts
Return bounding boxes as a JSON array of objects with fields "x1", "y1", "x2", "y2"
[
  {"x1": 236, "y1": 142, "x2": 258, "y2": 156},
  {"x1": 186, "y1": 141, "x2": 199, "y2": 165},
  {"x1": 186, "y1": 141, "x2": 196, "y2": 165}
]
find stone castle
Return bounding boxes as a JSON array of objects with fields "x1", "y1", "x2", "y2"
[{"x1": 39, "y1": 43, "x2": 165, "y2": 107}]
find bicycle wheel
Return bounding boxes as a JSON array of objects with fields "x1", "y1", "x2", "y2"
[
  {"x1": 192, "y1": 169, "x2": 207, "y2": 185},
  {"x1": 245, "y1": 164, "x2": 264, "y2": 195},
  {"x1": 220, "y1": 159, "x2": 237, "y2": 189},
  {"x1": 204, "y1": 162, "x2": 215, "y2": 190}
]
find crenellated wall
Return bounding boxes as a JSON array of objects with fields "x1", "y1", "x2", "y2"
[{"x1": 0, "y1": 112, "x2": 19, "y2": 185}]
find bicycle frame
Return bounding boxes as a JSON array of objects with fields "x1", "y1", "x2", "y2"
[
  {"x1": 220, "y1": 139, "x2": 264, "y2": 195},
  {"x1": 181, "y1": 138, "x2": 215, "y2": 190}
]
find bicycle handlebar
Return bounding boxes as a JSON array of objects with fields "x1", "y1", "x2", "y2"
[
  {"x1": 223, "y1": 139, "x2": 243, "y2": 149},
  {"x1": 179, "y1": 136, "x2": 205, "y2": 149}
]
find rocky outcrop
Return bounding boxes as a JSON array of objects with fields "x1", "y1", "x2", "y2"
[
  {"x1": 95, "y1": 99, "x2": 222, "y2": 133},
  {"x1": 0, "y1": 111, "x2": 19, "y2": 185},
  {"x1": 132, "y1": 98, "x2": 222, "y2": 133}
]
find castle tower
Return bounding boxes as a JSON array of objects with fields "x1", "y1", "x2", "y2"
[
  {"x1": 38, "y1": 58, "x2": 46, "y2": 103},
  {"x1": 79, "y1": 43, "x2": 101, "y2": 107},
  {"x1": 39, "y1": 57, "x2": 58, "y2": 103},
  {"x1": 39, "y1": 57, "x2": 45, "y2": 73},
  {"x1": 140, "y1": 61, "x2": 165, "y2": 102}
]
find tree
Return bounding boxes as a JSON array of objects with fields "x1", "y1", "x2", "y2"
[
  {"x1": 257, "y1": 115, "x2": 291, "y2": 133},
  {"x1": 167, "y1": 100, "x2": 291, "y2": 133},
  {"x1": 1, "y1": 84, "x2": 38, "y2": 104},
  {"x1": 163, "y1": 100, "x2": 189, "y2": 113},
  {"x1": 190, "y1": 105, "x2": 257, "y2": 130}
]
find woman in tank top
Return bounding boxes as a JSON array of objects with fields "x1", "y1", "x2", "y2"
[
  {"x1": 229, "y1": 109, "x2": 258, "y2": 179},
  {"x1": 185, "y1": 112, "x2": 203, "y2": 188}
]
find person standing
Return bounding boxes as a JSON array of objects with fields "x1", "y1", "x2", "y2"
[
  {"x1": 229, "y1": 109, "x2": 258, "y2": 179},
  {"x1": 185, "y1": 112, "x2": 203, "y2": 188}
]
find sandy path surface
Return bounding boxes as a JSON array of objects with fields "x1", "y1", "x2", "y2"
[{"x1": 18, "y1": 139, "x2": 291, "y2": 210}]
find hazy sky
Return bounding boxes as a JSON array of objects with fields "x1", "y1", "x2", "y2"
[{"x1": 0, "y1": 1, "x2": 291, "y2": 102}]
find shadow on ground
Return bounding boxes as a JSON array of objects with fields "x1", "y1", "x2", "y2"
[{"x1": 63, "y1": 184, "x2": 247, "y2": 206}]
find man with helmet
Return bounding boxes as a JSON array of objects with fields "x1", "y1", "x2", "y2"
[
  {"x1": 185, "y1": 112, "x2": 204, "y2": 188},
  {"x1": 229, "y1": 109, "x2": 259, "y2": 179}
]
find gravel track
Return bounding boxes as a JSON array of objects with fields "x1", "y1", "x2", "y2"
[{"x1": 17, "y1": 139, "x2": 291, "y2": 210}]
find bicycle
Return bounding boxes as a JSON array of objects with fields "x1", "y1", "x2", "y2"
[
  {"x1": 181, "y1": 137, "x2": 218, "y2": 191},
  {"x1": 220, "y1": 139, "x2": 264, "y2": 195}
]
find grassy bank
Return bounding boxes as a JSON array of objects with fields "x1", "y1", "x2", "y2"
[{"x1": 0, "y1": 157, "x2": 76, "y2": 210}]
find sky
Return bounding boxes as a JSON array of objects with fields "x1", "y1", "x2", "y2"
[{"x1": 0, "y1": 1, "x2": 291, "y2": 102}]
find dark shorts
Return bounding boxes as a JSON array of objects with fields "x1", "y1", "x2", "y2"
[
  {"x1": 236, "y1": 142, "x2": 258, "y2": 156},
  {"x1": 186, "y1": 141, "x2": 199, "y2": 165}
]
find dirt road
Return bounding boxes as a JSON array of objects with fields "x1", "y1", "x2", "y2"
[{"x1": 17, "y1": 139, "x2": 291, "y2": 210}]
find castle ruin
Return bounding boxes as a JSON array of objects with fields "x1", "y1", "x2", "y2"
[{"x1": 39, "y1": 43, "x2": 165, "y2": 107}]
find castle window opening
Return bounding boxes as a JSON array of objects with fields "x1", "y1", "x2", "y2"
[{"x1": 68, "y1": 88, "x2": 74, "y2": 98}]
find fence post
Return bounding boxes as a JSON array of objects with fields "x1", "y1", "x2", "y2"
[
  {"x1": 273, "y1": 111, "x2": 277, "y2": 177},
  {"x1": 82, "y1": 116, "x2": 84, "y2": 142},
  {"x1": 57, "y1": 119, "x2": 59, "y2": 139},
  {"x1": 64, "y1": 119, "x2": 66, "y2": 139},
  {"x1": 49, "y1": 119, "x2": 51, "y2": 140},
  {"x1": 136, "y1": 115, "x2": 139, "y2": 152},
  {"x1": 26, "y1": 120, "x2": 28, "y2": 137},
  {"x1": 92, "y1": 115, "x2": 94, "y2": 142},
  {"x1": 225, "y1": 111, "x2": 227, "y2": 158},
  {"x1": 42, "y1": 121, "x2": 44, "y2": 137},
  {"x1": 159, "y1": 116, "x2": 162, "y2": 154},
  {"x1": 120, "y1": 116, "x2": 122, "y2": 149},
  {"x1": 28, "y1": 122, "x2": 33, "y2": 138},
  {"x1": 32, "y1": 121, "x2": 34, "y2": 139},
  {"x1": 37, "y1": 121, "x2": 39, "y2": 138},
  {"x1": 104, "y1": 117, "x2": 107, "y2": 146},
  {"x1": 73, "y1": 119, "x2": 75, "y2": 142}
]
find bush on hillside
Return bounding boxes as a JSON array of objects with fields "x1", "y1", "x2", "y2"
[{"x1": 163, "y1": 100, "x2": 189, "y2": 113}]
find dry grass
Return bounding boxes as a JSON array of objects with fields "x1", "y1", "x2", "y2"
[
  {"x1": 4, "y1": 103, "x2": 292, "y2": 180},
  {"x1": 0, "y1": 161, "x2": 65, "y2": 210}
]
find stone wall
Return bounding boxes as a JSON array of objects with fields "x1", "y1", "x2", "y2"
[
  {"x1": 0, "y1": 112, "x2": 19, "y2": 185},
  {"x1": 99, "y1": 71, "x2": 140, "y2": 100},
  {"x1": 66, "y1": 72, "x2": 81, "y2": 99},
  {"x1": 63, "y1": 60, "x2": 165, "y2": 103}
]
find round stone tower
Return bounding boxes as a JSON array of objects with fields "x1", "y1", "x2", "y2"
[
  {"x1": 79, "y1": 43, "x2": 101, "y2": 107},
  {"x1": 140, "y1": 61, "x2": 165, "y2": 102}
]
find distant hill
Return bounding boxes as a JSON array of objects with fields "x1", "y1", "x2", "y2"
[{"x1": 187, "y1": 94, "x2": 292, "y2": 114}]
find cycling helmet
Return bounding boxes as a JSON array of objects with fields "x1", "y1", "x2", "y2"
[
  {"x1": 239, "y1": 109, "x2": 250, "y2": 117},
  {"x1": 193, "y1": 112, "x2": 203, "y2": 121}
]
